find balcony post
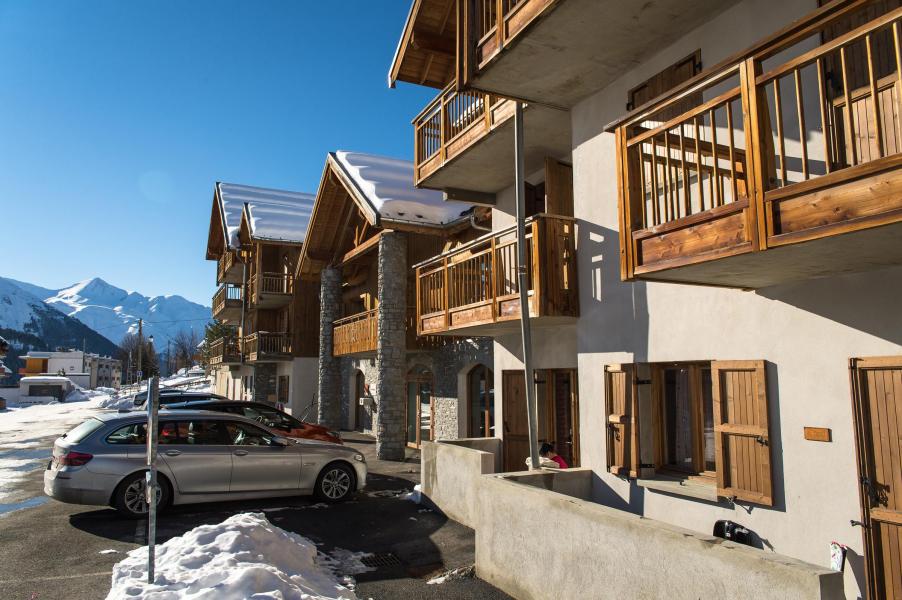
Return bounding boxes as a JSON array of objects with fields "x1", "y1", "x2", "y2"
[
  {"x1": 740, "y1": 57, "x2": 769, "y2": 252},
  {"x1": 317, "y1": 266, "x2": 343, "y2": 429},
  {"x1": 375, "y1": 231, "x2": 408, "y2": 461},
  {"x1": 514, "y1": 101, "x2": 541, "y2": 471}
]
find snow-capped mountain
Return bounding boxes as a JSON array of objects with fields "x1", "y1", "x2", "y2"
[
  {"x1": 0, "y1": 278, "x2": 120, "y2": 377},
  {"x1": 2, "y1": 277, "x2": 211, "y2": 350}
]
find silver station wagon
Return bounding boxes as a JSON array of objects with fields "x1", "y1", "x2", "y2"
[{"x1": 44, "y1": 409, "x2": 367, "y2": 517}]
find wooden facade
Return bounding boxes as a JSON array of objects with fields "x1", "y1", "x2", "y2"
[
  {"x1": 611, "y1": 4, "x2": 902, "y2": 288},
  {"x1": 414, "y1": 213, "x2": 578, "y2": 335},
  {"x1": 217, "y1": 250, "x2": 242, "y2": 285}
]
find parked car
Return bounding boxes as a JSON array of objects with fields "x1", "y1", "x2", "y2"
[
  {"x1": 163, "y1": 399, "x2": 342, "y2": 445},
  {"x1": 132, "y1": 389, "x2": 226, "y2": 407},
  {"x1": 44, "y1": 410, "x2": 366, "y2": 518}
]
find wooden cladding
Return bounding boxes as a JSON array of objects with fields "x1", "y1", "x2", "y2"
[
  {"x1": 615, "y1": 6, "x2": 902, "y2": 284},
  {"x1": 217, "y1": 251, "x2": 241, "y2": 284},
  {"x1": 413, "y1": 81, "x2": 513, "y2": 185},
  {"x1": 209, "y1": 336, "x2": 241, "y2": 365},
  {"x1": 333, "y1": 309, "x2": 378, "y2": 356},
  {"x1": 461, "y1": 0, "x2": 554, "y2": 78},
  {"x1": 243, "y1": 332, "x2": 291, "y2": 362},
  {"x1": 414, "y1": 214, "x2": 578, "y2": 335}
]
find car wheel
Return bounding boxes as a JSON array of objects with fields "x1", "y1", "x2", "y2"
[
  {"x1": 314, "y1": 463, "x2": 355, "y2": 503},
  {"x1": 113, "y1": 472, "x2": 170, "y2": 518}
]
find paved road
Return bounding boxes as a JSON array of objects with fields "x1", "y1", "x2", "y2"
[{"x1": 0, "y1": 430, "x2": 510, "y2": 600}]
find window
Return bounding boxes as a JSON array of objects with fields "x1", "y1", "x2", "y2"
[
  {"x1": 65, "y1": 418, "x2": 105, "y2": 443},
  {"x1": 241, "y1": 405, "x2": 298, "y2": 432},
  {"x1": 106, "y1": 422, "x2": 178, "y2": 445},
  {"x1": 468, "y1": 364, "x2": 494, "y2": 438},
  {"x1": 224, "y1": 421, "x2": 279, "y2": 446},
  {"x1": 605, "y1": 360, "x2": 773, "y2": 506},
  {"x1": 174, "y1": 420, "x2": 228, "y2": 445}
]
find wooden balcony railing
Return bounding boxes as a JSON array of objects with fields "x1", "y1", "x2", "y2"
[
  {"x1": 333, "y1": 309, "x2": 378, "y2": 356},
  {"x1": 413, "y1": 82, "x2": 512, "y2": 184},
  {"x1": 615, "y1": 5, "x2": 902, "y2": 282},
  {"x1": 243, "y1": 332, "x2": 291, "y2": 362},
  {"x1": 415, "y1": 214, "x2": 577, "y2": 335},
  {"x1": 248, "y1": 272, "x2": 293, "y2": 307},
  {"x1": 212, "y1": 283, "x2": 242, "y2": 318},
  {"x1": 217, "y1": 251, "x2": 239, "y2": 284},
  {"x1": 469, "y1": 0, "x2": 547, "y2": 70},
  {"x1": 209, "y1": 337, "x2": 241, "y2": 365}
]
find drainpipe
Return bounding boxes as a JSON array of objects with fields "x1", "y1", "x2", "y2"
[
  {"x1": 239, "y1": 258, "x2": 247, "y2": 365},
  {"x1": 514, "y1": 102, "x2": 541, "y2": 471},
  {"x1": 469, "y1": 210, "x2": 492, "y2": 232}
]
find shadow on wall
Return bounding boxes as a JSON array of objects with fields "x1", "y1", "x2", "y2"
[
  {"x1": 578, "y1": 222, "x2": 649, "y2": 359},
  {"x1": 756, "y1": 264, "x2": 902, "y2": 346}
]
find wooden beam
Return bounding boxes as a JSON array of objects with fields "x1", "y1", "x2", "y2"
[
  {"x1": 411, "y1": 29, "x2": 455, "y2": 55},
  {"x1": 339, "y1": 231, "x2": 384, "y2": 266},
  {"x1": 443, "y1": 187, "x2": 496, "y2": 206}
]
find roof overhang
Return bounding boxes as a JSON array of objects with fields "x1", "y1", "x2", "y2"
[{"x1": 388, "y1": 0, "x2": 456, "y2": 89}]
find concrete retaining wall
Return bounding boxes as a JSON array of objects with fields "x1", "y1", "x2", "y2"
[
  {"x1": 421, "y1": 439, "x2": 502, "y2": 528},
  {"x1": 476, "y1": 471, "x2": 844, "y2": 600}
]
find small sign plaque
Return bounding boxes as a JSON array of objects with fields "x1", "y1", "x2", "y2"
[{"x1": 804, "y1": 427, "x2": 832, "y2": 442}]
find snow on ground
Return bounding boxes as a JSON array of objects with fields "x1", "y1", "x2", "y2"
[{"x1": 107, "y1": 512, "x2": 361, "y2": 600}]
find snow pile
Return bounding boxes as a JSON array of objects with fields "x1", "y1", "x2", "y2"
[
  {"x1": 427, "y1": 564, "x2": 475, "y2": 585},
  {"x1": 402, "y1": 484, "x2": 422, "y2": 504},
  {"x1": 106, "y1": 512, "x2": 359, "y2": 600},
  {"x1": 96, "y1": 394, "x2": 135, "y2": 410},
  {"x1": 333, "y1": 151, "x2": 472, "y2": 226}
]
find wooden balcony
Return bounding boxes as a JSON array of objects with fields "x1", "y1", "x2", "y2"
[
  {"x1": 217, "y1": 251, "x2": 242, "y2": 285},
  {"x1": 209, "y1": 337, "x2": 241, "y2": 365},
  {"x1": 414, "y1": 214, "x2": 578, "y2": 336},
  {"x1": 458, "y1": 0, "x2": 733, "y2": 108},
  {"x1": 247, "y1": 272, "x2": 293, "y2": 309},
  {"x1": 333, "y1": 309, "x2": 378, "y2": 357},
  {"x1": 243, "y1": 332, "x2": 292, "y2": 363},
  {"x1": 613, "y1": 6, "x2": 902, "y2": 288},
  {"x1": 211, "y1": 284, "x2": 242, "y2": 323},
  {"x1": 413, "y1": 82, "x2": 569, "y2": 194}
]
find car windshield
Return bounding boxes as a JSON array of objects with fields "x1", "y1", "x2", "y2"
[
  {"x1": 64, "y1": 418, "x2": 105, "y2": 443},
  {"x1": 242, "y1": 405, "x2": 299, "y2": 431}
]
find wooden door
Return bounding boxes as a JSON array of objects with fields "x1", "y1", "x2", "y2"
[
  {"x1": 851, "y1": 357, "x2": 902, "y2": 600},
  {"x1": 551, "y1": 369, "x2": 579, "y2": 467},
  {"x1": 502, "y1": 370, "x2": 530, "y2": 471}
]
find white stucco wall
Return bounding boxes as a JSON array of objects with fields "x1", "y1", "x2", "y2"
[
  {"x1": 285, "y1": 357, "x2": 317, "y2": 418},
  {"x1": 564, "y1": 0, "x2": 902, "y2": 597}
]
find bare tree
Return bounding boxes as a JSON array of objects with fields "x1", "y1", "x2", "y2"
[
  {"x1": 117, "y1": 333, "x2": 159, "y2": 382},
  {"x1": 172, "y1": 329, "x2": 201, "y2": 371}
]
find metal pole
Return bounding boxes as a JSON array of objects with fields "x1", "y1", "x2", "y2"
[
  {"x1": 145, "y1": 376, "x2": 159, "y2": 584},
  {"x1": 137, "y1": 318, "x2": 144, "y2": 383},
  {"x1": 514, "y1": 101, "x2": 540, "y2": 471}
]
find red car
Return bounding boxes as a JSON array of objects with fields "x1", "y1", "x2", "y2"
[{"x1": 163, "y1": 399, "x2": 342, "y2": 444}]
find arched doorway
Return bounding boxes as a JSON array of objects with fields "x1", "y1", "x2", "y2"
[
  {"x1": 467, "y1": 364, "x2": 494, "y2": 437},
  {"x1": 354, "y1": 370, "x2": 367, "y2": 432},
  {"x1": 406, "y1": 365, "x2": 434, "y2": 448}
]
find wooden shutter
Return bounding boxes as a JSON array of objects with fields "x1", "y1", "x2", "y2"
[
  {"x1": 605, "y1": 364, "x2": 640, "y2": 477},
  {"x1": 544, "y1": 158, "x2": 574, "y2": 217},
  {"x1": 711, "y1": 360, "x2": 774, "y2": 506},
  {"x1": 627, "y1": 50, "x2": 702, "y2": 116}
]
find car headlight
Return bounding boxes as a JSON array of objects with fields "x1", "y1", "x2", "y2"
[{"x1": 353, "y1": 453, "x2": 365, "y2": 463}]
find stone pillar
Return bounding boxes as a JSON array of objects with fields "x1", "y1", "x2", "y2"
[
  {"x1": 317, "y1": 267, "x2": 342, "y2": 429},
  {"x1": 375, "y1": 231, "x2": 408, "y2": 460},
  {"x1": 252, "y1": 363, "x2": 277, "y2": 404}
]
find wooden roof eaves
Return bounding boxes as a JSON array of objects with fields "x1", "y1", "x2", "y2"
[
  {"x1": 326, "y1": 153, "x2": 381, "y2": 227},
  {"x1": 205, "y1": 182, "x2": 229, "y2": 261},
  {"x1": 388, "y1": 0, "x2": 422, "y2": 88}
]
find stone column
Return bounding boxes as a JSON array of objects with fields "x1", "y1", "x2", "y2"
[
  {"x1": 317, "y1": 267, "x2": 342, "y2": 429},
  {"x1": 375, "y1": 231, "x2": 408, "y2": 460},
  {"x1": 252, "y1": 363, "x2": 277, "y2": 404}
]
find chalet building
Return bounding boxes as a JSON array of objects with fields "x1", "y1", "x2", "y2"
[
  {"x1": 205, "y1": 183, "x2": 318, "y2": 415},
  {"x1": 298, "y1": 151, "x2": 493, "y2": 459},
  {"x1": 391, "y1": 1, "x2": 902, "y2": 598}
]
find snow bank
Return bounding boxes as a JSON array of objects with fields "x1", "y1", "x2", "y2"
[
  {"x1": 107, "y1": 512, "x2": 359, "y2": 600},
  {"x1": 402, "y1": 484, "x2": 422, "y2": 504}
]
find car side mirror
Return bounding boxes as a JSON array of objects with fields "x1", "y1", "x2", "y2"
[{"x1": 271, "y1": 436, "x2": 289, "y2": 447}]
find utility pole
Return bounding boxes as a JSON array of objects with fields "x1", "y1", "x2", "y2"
[
  {"x1": 137, "y1": 319, "x2": 144, "y2": 382},
  {"x1": 166, "y1": 340, "x2": 171, "y2": 377},
  {"x1": 515, "y1": 102, "x2": 540, "y2": 471}
]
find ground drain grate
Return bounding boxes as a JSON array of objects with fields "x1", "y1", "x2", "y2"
[{"x1": 361, "y1": 553, "x2": 403, "y2": 569}]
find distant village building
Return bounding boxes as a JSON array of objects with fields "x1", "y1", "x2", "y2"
[{"x1": 19, "y1": 349, "x2": 121, "y2": 389}]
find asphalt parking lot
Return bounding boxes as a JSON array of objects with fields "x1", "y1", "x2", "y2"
[{"x1": 0, "y1": 431, "x2": 511, "y2": 600}]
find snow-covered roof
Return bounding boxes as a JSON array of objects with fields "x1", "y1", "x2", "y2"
[
  {"x1": 215, "y1": 183, "x2": 252, "y2": 250},
  {"x1": 243, "y1": 190, "x2": 315, "y2": 244},
  {"x1": 20, "y1": 375, "x2": 72, "y2": 384},
  {"x1": 332, "y1": 151, "x2": 472, "y2": 227}
]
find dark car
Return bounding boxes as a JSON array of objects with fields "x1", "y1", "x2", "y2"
[
  {"x1": 132, "y1": 390, "x2": 227, "y2": 407},
  {"x1": 163, "y1": 399, "x2": 343, "y2": 445}
]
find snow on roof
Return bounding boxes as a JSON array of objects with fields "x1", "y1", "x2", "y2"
[
  {"x1": 20, "y1": 376, "x2": 72, "y2": 384},
  {"x1": 218, "y1": 183, "x2": 313, "y2": 248},
  {"x1": 332, "y1": 151, "x2": 472, "y2": 226},
  {"x1": 243, "y1": 190, "x2": 315, "y2": 244}
]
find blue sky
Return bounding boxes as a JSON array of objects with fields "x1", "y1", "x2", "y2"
[{"x1": 0, "y1": 0, "x2": 433, "y2": 305}]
